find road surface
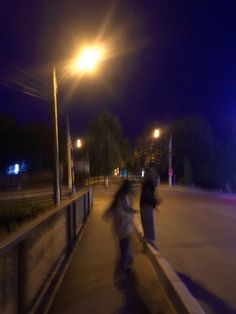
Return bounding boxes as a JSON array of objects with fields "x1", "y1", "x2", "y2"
[{"x1": 149, "y1": 186, "x2": 236, "y2": 314}]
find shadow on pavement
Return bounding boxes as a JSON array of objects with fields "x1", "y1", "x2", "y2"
[
  {"x1": 114, "y1": 268, "x2": 151, "y2": 314},
  {"x1": 177, "y1": 272, "x2": 236, "y2": 314}
]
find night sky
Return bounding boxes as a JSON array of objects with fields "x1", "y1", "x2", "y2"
[{"x1": 0, "y1": 0, "x2": 236, "y2": 143}]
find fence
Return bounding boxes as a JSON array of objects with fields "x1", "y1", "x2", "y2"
[{"x1": 0, "y1": 187, "x2": 93, "y2": 314}]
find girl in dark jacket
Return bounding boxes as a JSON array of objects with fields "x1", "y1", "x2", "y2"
[{"x1": 140, "y1": 167, "x2": 158, "y2": 249}]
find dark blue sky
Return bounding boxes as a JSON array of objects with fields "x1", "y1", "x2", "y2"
[{"x1": 0, "y1": 0, "x2": 236, "y2": 142}]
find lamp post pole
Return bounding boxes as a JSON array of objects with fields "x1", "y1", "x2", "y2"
[
  {"x1": 52, "y1": 67, "x2": 61, "y2": 205},
  {"x1": 168, "y1": 131, "x2": 173, "y2": 187},
  {"x1": 51, "y1": 45, "x2": 104, "y2": 203},
  {"x1": 66, "y1": 115, "x2": 73, "y2": 192}
]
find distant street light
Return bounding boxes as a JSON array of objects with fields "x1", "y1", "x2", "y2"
[
  {"x1": 66, "y1": 131, "x2": 83, "y2": 195},
  {"x1": 72, "y1": 137, "x2": 90, "y2": 189},
  {"x1": 74, "y1": 138, "x2": 90, "y2": 173},
  {"x1": 52, "y1": 45, "x2": 105, "y2": 205},
  {"x1": 152, "y1": 127, "x2": 173, "y2": 187},
  {"x1": 76, "y1": 139, "x2": 82, "y2": 148},
  {"x1": 153, "y1": 128, "x2": 160, "y2": 138}
]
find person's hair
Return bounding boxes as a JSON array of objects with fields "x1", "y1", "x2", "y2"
[{"x1": 112, "y1": 179, "x2": 132, "y2": 210}]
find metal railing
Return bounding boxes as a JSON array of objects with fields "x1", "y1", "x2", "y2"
[{"x1": 0, "y1": 186, "x2": 93, "y2": 314}]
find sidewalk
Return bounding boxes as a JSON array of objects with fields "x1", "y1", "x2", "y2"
[{"x1": 48, "y1": 184, "x2": 176, "y2": 314}]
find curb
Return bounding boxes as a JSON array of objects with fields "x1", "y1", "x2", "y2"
[{"x1": 134, "y1": 218, "x2": 205, "y2": 314}]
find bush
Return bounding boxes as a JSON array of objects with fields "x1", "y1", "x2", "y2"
[{"x1": 0, "y1": 201, "x2": 48, "y2": 229}]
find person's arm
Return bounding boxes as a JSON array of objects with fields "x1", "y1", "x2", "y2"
[
  {"x1": 122, "y1": 197, "x2": 138, "y2": 213},
  {"x1": 102, "y1": 203, "x2": 114, "y2": 221}
]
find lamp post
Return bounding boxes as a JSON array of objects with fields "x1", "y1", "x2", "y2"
[
  {"x1": 66, "y1": 115, "x2": 73, "y2": 192},
  {"x1": 52, "y1": 45, "x2": 105, "y2": 205},
  {"x1": 152, "y1": 128, "x2": 173, "y2": 187},
  {"x1": 52, "y1": 67, "x2": 61, "y2": 205},
  {"x1": 151, "y1": 128, "x2": 160, "y2": 165},
  {"x1": 73, "y1": 138, "x2": 90, "y2": 188},
  {"x1": 75, "y1": 138, "x2": 90, "y2": 174},
  {"x1": 168, "y1": 131, "x2": 173, "y2": 187}
]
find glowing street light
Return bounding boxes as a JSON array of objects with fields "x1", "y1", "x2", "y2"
[
  {"x1": 72, "y1": 46, "x2": 105, "y2": 73},
  {"x1": 153, "y1": 128, "x2": 160, "y2": 138},
  {"x1": 76, "y1": 139, "x2": 82, "y2": 148}
]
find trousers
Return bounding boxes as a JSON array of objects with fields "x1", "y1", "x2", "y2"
[{"x1": 140, "y1": 204, "x2": 155, "y2": 240}]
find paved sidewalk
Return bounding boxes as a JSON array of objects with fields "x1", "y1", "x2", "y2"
[{"x1": 48, "y1": 184, "x2": 176, "y2": 314}]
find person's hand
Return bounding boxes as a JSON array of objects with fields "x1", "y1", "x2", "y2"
[{"x1": 102, "y1": 206, "x2": 113, "y2": 221}]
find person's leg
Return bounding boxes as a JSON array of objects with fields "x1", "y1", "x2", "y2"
[
  {"x1": 119, "y1": 236, "x2": 130, "y2": 275},
  {"x1": 141, "y1": 205, "x2": 155, "y2": 238},
  {"x1": 141, "y1": 205, "x2": 157, "y2": 248},
  {"x1": 140, "y1": 206, "x2": 149, "y2": 239}
]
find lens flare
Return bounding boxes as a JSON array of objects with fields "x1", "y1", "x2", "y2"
[{"x1": 73, "y1": 46, "x2": 104, "y2": 73}]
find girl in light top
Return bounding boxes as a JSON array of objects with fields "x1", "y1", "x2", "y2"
[{"x1": 103, "y1": 179, "x2": 137, "y2": 280}]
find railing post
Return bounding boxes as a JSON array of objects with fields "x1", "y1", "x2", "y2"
[
  {"x1": 83, "y1": 194, "x2": 87, "y2": 222},
  {"x1": 17, "y1": 241, "x2": 27, "y2": 314},
  {"x1": 67, "y1": 205, "x2": 74, "y2": 252},
  {"x1": 89, "y1": 186, "x2": 93, "y2": 211},
  {"x1": 87, "y1": 191, "x2": 90, "y2": 215},
  {"x1": 72, "y1": 200, "x2": 76, "y2": 239}
]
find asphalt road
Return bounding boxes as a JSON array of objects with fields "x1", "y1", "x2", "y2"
[{"x1": 151, "y1": 186, "x2": 236, "y2": 314}]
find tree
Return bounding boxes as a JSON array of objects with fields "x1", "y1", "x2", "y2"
[
  {"x1": 171, "y1": 116, "x2": 216, "y2": 187},
  {"x1": 87, "y1": 111, "x2": 129, "y2": 176},
  {"x1": 119, "y1": 138, "x2": 131, "y2": 170},
  {"x1": 183, "y1": 157, "x2": 193, "y2": 186},
  {"x1": 0, "y1": 114, "x2": 53, "y2": 173},
  {"x1": 0, "y1": 114, "x2": 18, "y2": 170},
  {"x1": 133, "y1": 115, "x2": 233, "y2": 189},
  {"x1": 18, "y1": 123, "x2": 53, "y2": 171}
]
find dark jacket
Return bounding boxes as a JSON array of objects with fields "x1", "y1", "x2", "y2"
[{"x1": 140, "y1": 180, "x2": 157, "y2": 208}]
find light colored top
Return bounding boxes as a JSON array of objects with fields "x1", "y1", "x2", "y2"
[{"x1": 113, "y1": 195, "x2": 134, "y2": 239}]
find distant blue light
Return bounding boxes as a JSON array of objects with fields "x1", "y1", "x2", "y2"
[
  {"x1": 14, "y1": 164, "x2": 19, "y2": 174},
  {"x1": 6, "y1": 162, "x2": 27, "y2": 175}
]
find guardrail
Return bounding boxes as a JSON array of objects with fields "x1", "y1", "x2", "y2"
[{"x1": 0, "y1": 186, "x2": 93, "y2": 314}]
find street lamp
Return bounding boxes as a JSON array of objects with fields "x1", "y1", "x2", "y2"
[
  {"x1": 168, "y1": 131, "x2": 173, "y2": 187},
  {"x1": 52, "y1": 67, "x2": 61, "y2": 205},
  {"x1": 76, "y1": 139, "x2": 82, "y2": 148},
  {"x1": 52, "y1": 46, "x2": 105, "y2": 205},
  {"x1": 72, "y1": 137, "x2": 90, "y2": 189},
  {"x1": 149, "y1": 128, "x2": 160, "y2": 166},
  {"x1": 72, "y1": 46, "x2": 105, "y2": 73},
  {"x1": 152, "y1": 127, "x2": 173, "y2": 187},
  {"x1": 153, "y1": 128, "x2": 160, "y2": 139}
]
